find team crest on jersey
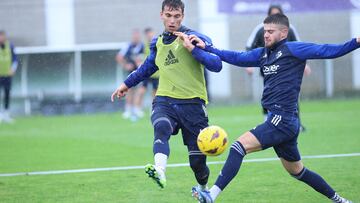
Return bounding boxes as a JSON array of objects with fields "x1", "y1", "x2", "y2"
[
  {"x1": 164, "y1": 50, "x2": 179, "y2": 66},
  {"x1": 276, "y1": 51, "x2": 282, "y2": 59}
]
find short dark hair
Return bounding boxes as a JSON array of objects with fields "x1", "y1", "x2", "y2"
[
  {"x1": 267, "y1": 4, "x2": 283, "y2": 16},
  {"x1": 263, "y1": 13, "x2": 289, "y2": 28},
  {"x1": 162, "y1": 0, "x2": 185, "y2": 14},
  {"x1": 144, "y1": 27, "x2": 153, "y2": 34}
]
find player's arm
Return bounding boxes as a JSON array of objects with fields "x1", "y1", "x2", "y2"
[
  {"x1": 204, "y1": 45, "x2": 262, "y2": 68},
  {"x1": 10, "y1": 44, "x2": 18, "y2": 76},
  {"x1": 174, "y1": 32, "x2": 222, "y2": 72},
  {"x1": 287, "y1": 38, "x2": 360, "y2": 60},
  {"x1": 111, "y1": 39, "x2": 159, "y2": 101}
]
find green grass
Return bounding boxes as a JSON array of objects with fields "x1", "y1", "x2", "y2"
[{"x1": 0, "y1": 99, "x2": 359, "y2": 202}]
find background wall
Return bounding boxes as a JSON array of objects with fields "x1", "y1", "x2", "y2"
[{"x1": 0, "y1": 0, "x2": 359, "y2": 115}]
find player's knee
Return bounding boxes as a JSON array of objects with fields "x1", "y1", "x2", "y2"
[
  {"x1": 282, "y1": 160, "x2": 304, "y2": 175},
  {"x1": 290, "y1": 167, "x2": 307, "y2": 180},
  {"x1": 237, "y1": 132, "x2": 262, "y2": 153},
  {"x1": 153, "y1": 118, "x2": 173, "y2": 139},
  {"x1": 153, "y1": 119, "x2": 173, "y2": 156}
]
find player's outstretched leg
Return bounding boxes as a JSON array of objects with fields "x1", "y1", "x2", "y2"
[
  {"x1": 292, "y1": 167, "x2": 352, "y2": 203},
  {"x1": 281, "y1": 159, "x2": 352, "y2": 203},
  {"x1": 145, "y1": 164, "x2": 166, "y2": 189}
]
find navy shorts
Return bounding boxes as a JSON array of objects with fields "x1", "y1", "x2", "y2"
[
  {"x1": 142, "y1": 78, "x2": 159, "y2": 89},
  {"x1": 151, "y1": 96, "x2": 208, "y2": 147},
  {"x1": 250, "y1": 111, "x2": 301, "y2": 161},
  {"x1": 0, "y1": 76, "x2": 12, "y2": 91}
]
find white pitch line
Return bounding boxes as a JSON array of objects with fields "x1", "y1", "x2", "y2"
[{"x1": 0, "y1": 153, "x2": 359, "y2": 177}]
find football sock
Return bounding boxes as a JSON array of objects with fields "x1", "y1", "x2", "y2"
[
  {"x1": 154, "y1": 153, "x2": 167, "y2": 171},
  {"x1": 154, "y1": 153, "x2": 167, "y2": 179},
  {"x1": 214, "y1": 141, "x2": 246, "y2": 193},
  {"x1": 198, "y1": 184, "x2": 208, "y2": 191},
  {"x1": 189, "y1": 155, "x2": 209, "y2": 186},
  {"x1": 292, "y1": 167, "x2": 335, "y2": 198},
  {"x1": 209, "y1": 185, "x2": 222, "y2": 201}
]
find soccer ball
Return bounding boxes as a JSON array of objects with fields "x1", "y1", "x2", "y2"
[{"x1": 197, "y1": 125, "x2": 228, "y2": 156}]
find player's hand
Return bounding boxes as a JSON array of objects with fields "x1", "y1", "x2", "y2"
[
  {"x1": 357, "y1": 37, "x2": 360, "y2": 44},
  {"x1": 111, "y1": 83, "x2": 129, "y2": 102},
  {"x1": 189, "y1": 35, "x2": 206, "y2": 49},
  {"x1": 173, "y1": 31, "x2": 195, "y2": 52}
]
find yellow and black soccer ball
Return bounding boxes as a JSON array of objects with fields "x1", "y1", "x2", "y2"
[{"x1": 197, "y1": 125, "x2": 228, "y2": 156}]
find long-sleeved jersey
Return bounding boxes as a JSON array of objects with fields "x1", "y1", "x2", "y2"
[{"x1": 206, "y1": 38, "x2": 360, "y2": 114}]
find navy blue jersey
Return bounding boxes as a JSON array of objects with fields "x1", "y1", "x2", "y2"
[
  {"x1": 206, "y1": 38, "x2": 360, "y2": 114},
  {"x1": 124, "y1": 26, "x2": 222, "y2": 89}
]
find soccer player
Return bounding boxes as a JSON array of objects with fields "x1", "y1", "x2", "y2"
[
  {"x1": 246, "y1": 4, "x2": 310, "y2": 131},
  {"x1": 111, "y1": 0, "x2": 222, "y2": 190},
  {"x1": 115, "y1": 29, "x2": 144, "y2": 120},
  {"x1": 0, "y1": 30, "x2": 18, "y2": 124},
  {"x1": 133, "y1": 27, "x2": 159, "y2": 116},
  {"x1": 191, "y1": 14, "x2": 358, "y2": 203}
]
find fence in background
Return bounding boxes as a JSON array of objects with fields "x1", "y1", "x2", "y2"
[{"x1": 12, "y1": 43, "x2": 125, "y2": 115}]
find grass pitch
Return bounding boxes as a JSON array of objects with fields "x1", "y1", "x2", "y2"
[{"x1": 0, "y1": 99, "x2": 359, "y2": 202}]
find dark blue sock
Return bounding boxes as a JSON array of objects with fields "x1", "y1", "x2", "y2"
[
  {"x1": 292, "y1": 167, "x2": 335, "y2": 198},
  {"x1": 189, "y1": 155, "x2": 209, "y2": 185},
  {"x1": 214, "y1": 141, "x2": 246, "y2": 190}
]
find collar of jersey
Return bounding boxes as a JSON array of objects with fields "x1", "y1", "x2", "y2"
[
  {"x1": 162, "y1": 25, "x2": 190, "y2": 45},
  {"x1": 267, "y1": 38, "x2": 287, "y2": 52}
]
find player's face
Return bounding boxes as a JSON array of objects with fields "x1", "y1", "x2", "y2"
[
  {"x1": 0, "y1": 34, "x2": 5, "y2": 44},
  {"x1": 145, "y1": 31, "x2": 155, "y2": 42},
  {"x1": 160, "y1": 6, "x2": 184, "y2": 33},
  {"x1": 264, "y1": 23, "x2": 288, "y2": 48},
  {"x1": 132, "y1": 31, "x2": 141, "y2": 44}
]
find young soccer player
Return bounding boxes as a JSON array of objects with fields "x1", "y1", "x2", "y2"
[
  {"x1": 111, "y1": 0, "x2": 222, "y2": 190},
  {"x1": 191, "y1": 14, "x2": 358, "y2": 203},
  {"x1": 0, "y1": 30, "x2": 18, "y2": 124}
]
